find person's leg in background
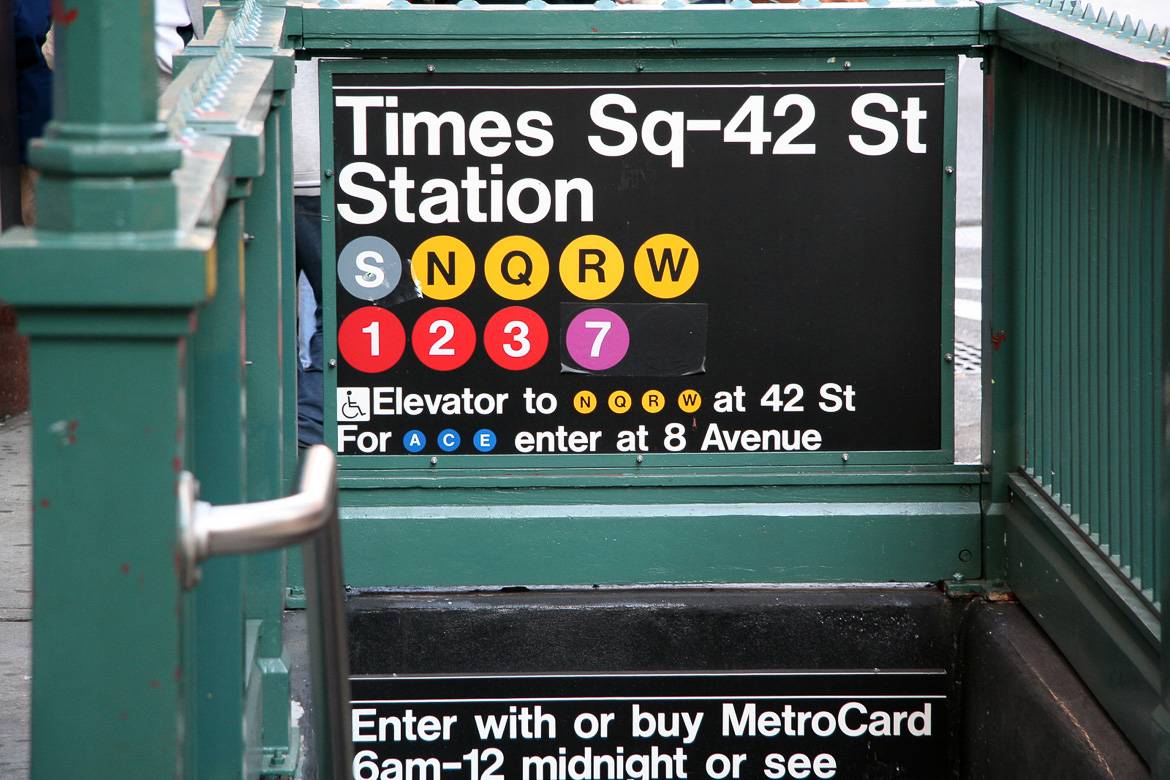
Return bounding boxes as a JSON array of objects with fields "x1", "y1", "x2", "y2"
[
  {"x1": 13, "y1": 0, "x2": 51, "y2": 227},
  {"x1": 294, "y1": 195, "x2": 324, "y2": 447}
]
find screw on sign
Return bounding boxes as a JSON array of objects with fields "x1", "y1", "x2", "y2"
[
  {"x1": 338, "y1": 307, "x2": 406, "y2": 373},
  {"x1": 483, "y1": 306, "x2": 548, "y2": 371}
]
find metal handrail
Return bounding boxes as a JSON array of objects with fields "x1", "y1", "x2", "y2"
[
  {"x1": 178, "y1": 445, "x2": 353, "y2": 778},
  {"x1": 303, "y1": 464, "x2": 354, "y2": 780},
  {"x1": 181, "y1": 445, "x2": 336, "y2": 571}
]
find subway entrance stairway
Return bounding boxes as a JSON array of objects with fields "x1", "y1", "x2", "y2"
[
  {"x1": 320, "y1": 587, "x2": 1146, "y2": 779},
  {"x1": 2, "y1": 0, "x2": 1170, "y2": 776}
]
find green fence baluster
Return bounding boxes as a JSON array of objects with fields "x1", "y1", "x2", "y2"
[
  {"x1": 982, "y1": 47, "x2": 1022, "y2": 584},
  {"x1": 244, "y1": 103, "x2": 298, "y2": 775},
  {"x1": 191, "y1": 199, "x2": 250, "y2": 778}
]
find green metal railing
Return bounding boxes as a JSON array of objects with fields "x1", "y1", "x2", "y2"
[
  {"x1": 1019, "y1": 65, "x2": 1164, "y2": 609},
  {"x1": 1, "y1": 0, "x2": 1170, "y2": 775},
  {"x1": 984, "y1": 0, "x2": 1170, "y2": 765}
]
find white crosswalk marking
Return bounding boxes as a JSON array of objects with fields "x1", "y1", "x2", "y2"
[{"x1": 955, "y1": 299, "x2": 982, "y2": 322}]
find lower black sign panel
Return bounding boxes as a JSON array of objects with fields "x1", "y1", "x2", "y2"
[{"x1": 350, "y1": 671, "x2": 949, "y2": 779}]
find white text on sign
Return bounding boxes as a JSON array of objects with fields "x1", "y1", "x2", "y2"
[{"x1": 336, "y1": 92, "x2": 931, "y2": 226}]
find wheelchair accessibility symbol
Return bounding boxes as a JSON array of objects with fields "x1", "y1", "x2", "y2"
[{"x1": 337, "y1": 387, "x2": 371, "y2": 421}]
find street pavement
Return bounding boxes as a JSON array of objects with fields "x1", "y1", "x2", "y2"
[
  {"x1": 954, "y1": 55, "x2": 983, "y2": 464},
  {"x1": 0, "y1": 413, "x2": 32, "y2": 776}
]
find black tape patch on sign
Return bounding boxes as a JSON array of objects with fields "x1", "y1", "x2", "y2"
[
  {"x1": 350, "y1": 670, "x2": 951, "y2": 780},
  {"x1": 560, "y1": 303, "x2": 707, "y2": 377},
  {"x1": 329, "y1": 70, "x2": 946, "y2": 456}
]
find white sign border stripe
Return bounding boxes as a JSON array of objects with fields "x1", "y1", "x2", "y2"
[
  {"x1": 332, "y1": 82, "x2": 946, "y2": 91},
  {"x1": 351, "y1": 694, "x2": 949, "y2": 704}
]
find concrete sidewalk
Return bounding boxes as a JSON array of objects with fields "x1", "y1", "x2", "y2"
[{"x1": 0, "y1": 412, "x2": 32, "y2": 777}]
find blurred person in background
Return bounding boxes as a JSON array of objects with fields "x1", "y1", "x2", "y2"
[{"x1": 13, "y1": 0, "x2": 50, "y2": 226}]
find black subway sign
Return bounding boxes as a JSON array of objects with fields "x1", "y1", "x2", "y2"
[
  {"x1": 350, "y1": 671, "x2": 950, "y2": 779},
  {"x1": 329, "y1": 71, "x2": 945, "y2": 456}
]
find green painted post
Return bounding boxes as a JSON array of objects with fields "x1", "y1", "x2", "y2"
[
  {"x1": 174, "y1": 5, "x2": 303, "y2": 767},
  {"x1": 280, "y1": 84, "x2": 305, "y2": 610},
  {"x1": 24, "y1": 321, "x2": 193, "y2": 777},
  {"x1": 0, "y1": 0, "x2": 209, "y2": 776},
  {"x1": 280, "y1": 94, "x2": 299, "y2": 493},
  {"x1": 981, "y1": 47, "x2": 1023, "y2": 586},
  {"x1": 1156, "y1": 113, "x2": 1170, "y2": 780},
  {"x1": 245, "y1": 110, "x2": 286, "y2": 522},
  {"x1": 34, "y1": 1, "x2": 178, "y2": 233},
  {"x1": 243, "y1": 104, "x2": 297, "y2": 771},
  {"x1": 190, "y1": 200, "x2": 250, "y2": 779}
]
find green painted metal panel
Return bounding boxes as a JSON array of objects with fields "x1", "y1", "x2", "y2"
[
  {"x1": 190, "y1": 200, "x2": 250, "y2": 779},
  {"x1": 340, "y1": 476, "x2": 980, "y2": 506},
  {"x1": 1003, "y1": 57, "x2": 1164, "y2": 611},
  {"x1": 1006, "y1": 475, "x2": 1161, "y2": 763},
  {"x1": 339, "y1": 498, "x2": 981, "y2": 587},
  {"x1": 24, "y1": 334, "x2": 188, "y2": 778},
  {"x1": 280, "y1": 88, "x2": 304, "y2": 610},
  {"x1": 1156, "y1": 106, "x2": 1169, "y2": 631},
  {"x1": 242, "y1": 100, "x2": 298, "y2": 769},
  {"x1": 243, "y1": 620, "x2": 265, "y2": 779},
  {"x1": 278, "y1": 101, "x2": 300, "y2": 495},
  {"x1": 994, "y1": 0, "x2": 1170, "y2": 115},
  {"x1": 190, "y1": 1, "x2": 301, "y2": 487},
  {"x1": 46, "y1": 0, "x2": 158, "y2": 124},
  {"x1": 1159, "y1": 111, "x2": 1170, "y2": 778},
  {"x1": 338, "y1": 464, "x2": 983, "y2": 490},
  {"x1": 981, "y1": 47, "x2": 1023, "y2": 584},
  {"x1": 292, "y1": 1, "x2": 983, "y2": 52},
  {"x1": 279, "y1": 97, "x2": 301, "y2": 491},
  {"x1": 0, "y1": 233, "x2": 213, "y2": 309},
  {"x1": 25, "y1": 0, "x2": 180, "y2": 235},
  {"x1": 984, "y1": 5, "x2": 1170, "y2": 762},
  {"x1": 244, "y1": 109, "x2": 288, "y2": 574},
  {"x1": 330, "y1": 478, "x2": 981, "y2": 587},
  {"x1": 162, "y1": 8, "x2": 305, "y2": 773},
  {"x1": 279, "y1": 36, "x2": 307, "y2": 601}
]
